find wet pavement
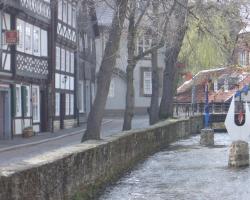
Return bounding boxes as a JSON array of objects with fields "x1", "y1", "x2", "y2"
[{"x1": 100, "y1": 133, "x2": 250, "y2": 200}]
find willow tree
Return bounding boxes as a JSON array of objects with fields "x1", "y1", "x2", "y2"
[{"x1": 179, "y1": 0, "x2": 243, "y2": 74}]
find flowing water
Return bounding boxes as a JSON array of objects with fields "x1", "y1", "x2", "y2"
[{"x1": 100, "y1": 133, "x2": 250, "y2": 200}]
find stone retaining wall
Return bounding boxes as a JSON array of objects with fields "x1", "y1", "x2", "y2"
[{"x1": 0, "y1": 116, "x2": 203, "y2": 200}]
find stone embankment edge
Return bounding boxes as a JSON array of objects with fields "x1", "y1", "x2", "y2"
[{"x1": 0, "y1": 116, "x2": 203, "y2": 200}]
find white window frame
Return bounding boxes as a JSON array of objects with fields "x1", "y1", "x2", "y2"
[{"x1": 32, "y1": 85, "x2": 40, "y2": 123}]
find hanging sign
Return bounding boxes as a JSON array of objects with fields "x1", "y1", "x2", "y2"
[{"x1": 4, "y1": 31, "x2": 19, "y2": 45}]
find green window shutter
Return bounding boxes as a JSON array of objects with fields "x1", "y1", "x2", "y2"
[
  {"x1": 11, "y1": 85, "x2": 16, "y2": 117},
  {"x1": 21, "y1": 86, "x2": 28, "y2": 117}
]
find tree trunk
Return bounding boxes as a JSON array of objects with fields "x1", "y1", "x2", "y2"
[
  {"x1": 123, "y1": 1, "x2": 137, "y2": 131},
  {"x1": 159, "y1": 0, "x2": 188, "y2": 119},
  {"x1": 149, "y1": 50, "x2": 160, "y2": 125},
  {"x1": 82, "y1": 0, "x2": 128, "y2": 141},
  {"x1": 123, "y1": 66, "x2": 136, "y2": 130},
  {"x1": 149, "y1": 0, "x2": 160, "y2": 125}
]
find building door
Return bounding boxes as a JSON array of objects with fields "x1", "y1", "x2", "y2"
[{"x1": 60, "y1": 93, "x2": 65, "y2": 129}]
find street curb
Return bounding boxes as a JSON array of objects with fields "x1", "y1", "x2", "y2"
[{"x1": 0, "y1": 120, "x2": 113, "y2": 153}]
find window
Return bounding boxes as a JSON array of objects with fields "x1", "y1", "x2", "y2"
[
  {"x1": 18, "y1": 20, "x2": 47, "y2": 57},
  {"x1": 61, "y1": 48, "x2": 65, "y2": 71},
  {"x1": 72, "y1": 7, "x2": 76, "y2": 28},
  {"x1": 55, "y1": 93, "x2": 60, "y2": 116},
  {"x1": 16, "y1": 19, "x2": 25, "y2": 52},
  {"x1": 66, "y1": 50, "x2": 70, "y2": 72},
  {"x1": 108, "y1": 79, "x2": 115, "y2": 98},
  {"x1": 63, "y1": 1, "x2": 67, "y2": 23},
  {"x1": 79, "y1": 81, "x2": 84, "y2": 113},
  {"x1": 84, "y1": 34, "x2": 88, "y2": 49},
  {"x1": 21, "y1": 86, "x2": 31, "y2": 117},
  {"x1": 143, "y1": 70, "x2": 152, "y2": 95},
  {"x1": 68, "y1": 3, "x2": 72, "y2": 26},
  {"x1": 70, "y1": 94, "x2": 74, "y2": 115},
  {"x1": 239, "y1": 51, "x2": 247, "y2": 66},
  {"x1": 137, "y1": 33, "x2": 151, "y2": 58},
  {"x1": 41, "y1": 30, "x2": 48, "y2": 57},
  {"x1": 32, "y1": 86, "x2": 40, "y2": 122},
  {"x1": 33, "y1": 26, "x2": 41, "y2": 56},
  {"x1": 58, "y1": 0, "x2": 63, "y2": 20},
  {"x1": 70, "y1": 52, "x2": 74, "y2": 73},
  {"x1": 25, "y1": 23, "x2": 32, "y2": 54},
  {"x1": 16, "y1": 85, "x2": 22, "y2": 117},
  {"x1": 56, "y1": 47, "x2": 60, "y2": 70},
  {"x1": 55, "y1": 73, "x2": 61, "y2": 89},
  {"x1": 65, "y1": 93, "x2": 70, "y2": 115},
  {"x1": 70, "y1": 77, "x2": 74, "y2": 91}
]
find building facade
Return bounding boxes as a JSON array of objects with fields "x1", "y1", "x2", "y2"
[
  {"x1": 95, "y1": 4, "x2": 165, "y2": 117},
  {"x1": 0, "y1": 0, "x2": 98, "y2": 139}
]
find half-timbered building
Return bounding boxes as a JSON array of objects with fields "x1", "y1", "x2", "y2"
[
  {"x1": 0, "y1": 0, "x2": 51, "y2": 138},
  {"x1": 0, "y1": 0, "x2": 99, "y2": 139}
]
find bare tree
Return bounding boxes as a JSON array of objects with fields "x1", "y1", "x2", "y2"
[
  {"x1": 159, "y1": 0, "x2": 188, "y2": 119},
  {"x1": 123, "y1": 0, "x2": 176, "y2": 130},
  {"x1": 82, "y1": 0, "x2": 129, "y2": 141}
]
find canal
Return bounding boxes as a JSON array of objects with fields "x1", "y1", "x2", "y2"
[{"x1": 100, "y1": 133, "x2": 250, "y2": 200}]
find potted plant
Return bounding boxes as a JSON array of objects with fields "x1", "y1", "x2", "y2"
[{"x1": 22, "y1": 126, "x2": 33, "y2": 138}]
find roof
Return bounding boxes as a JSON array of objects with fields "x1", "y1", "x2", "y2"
[{"x1": 176, "y1": 66, "x2": 250, "y2": 103}]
